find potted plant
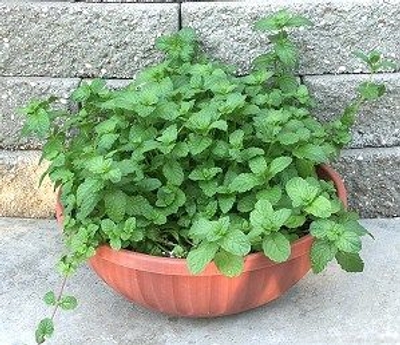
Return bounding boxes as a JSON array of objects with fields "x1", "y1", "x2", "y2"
[{"x1": 21, "y1": 10, "x2": 395, "y2": 344}]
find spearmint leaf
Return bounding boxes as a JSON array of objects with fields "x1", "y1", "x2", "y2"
[
  {"x1": 76, "y1": 179, "x2": 103, "y2": 219},
  {"x1": 286, "y1": 177, "x2": 320, "y2": 207},
  {"x1": 188, "y1": 134, "x2": 213, "y2": 155},
  {"x1": 98, "y1": 134, "x2": 119, "y2": 151},
  {"x1": 262, "y1": 232, "x2": 291, "y2": 263},
  {"x1": 104, "y1": 168, "x2": 122, "y2": 183},
  {"x1": 353, "y1": 49, "x2": 370, "y2": 63},
  {"x1": 110, "y1": 237, "x2": 122, "y2": 250},
  {"x1": 294, "y1": 144, "x2": 328, "y2": 163},
  {"x1": 249, "y1": 156, "x2": 268, "y2": 175},
  {"x1": 209, "y1": 119, "x2": 228, "y2": 131},
  {"x1": 86, "y1": 156, "x2": 112, "y2": 175},
  {"x1": 199, "y1": 179, "x2": 219, "y2": 197},
  {"x1": 256, "y1": 186, "x2": 282, "y2": 205},
  {"x1": 310, "y1": 220, "x2": 336, "y2": 239},
  {"x1": 237, "y1": 194, "x2": 256, "y2": 213},
  {"x1": 189, "y1": 218, "x2": 214, "y2": 241},
  {"x1": 214, "y1": 250, "x2": 244, "y2": 277},
  {"x1": 335, "y1": 231, "x2": 362, "y2": 253},
  {"x1": 163, "y1": 160, "x2": 184, "y2": 186},
  {"x1": 345, "y1": 220, "x2": 372, "y2": 237},
  {"x1": 95, "y1": 117, "x2": 119, "y2": 135},
  {"x1": 358, "y1": 82, "x2": 386, "y2": 100},
  {"x1": 104, "y1": 190, "x2": 127, "y2": 223},
  {"x1": 221, "y1": 230, "x2": 251, "y2": 256},
  {"x1": 335, "y1": 252, "x2": 364, "y2": 272},
  {"x1": 229, "y1": 129, "x2": 244, "y2": 147},
  {"x1": 271, "y1": 208, "x2": 292, "y2": 229},
  {"x1": 285, "y1": 214, "x2": 306, "y2": 228},
  {"x1": 286, "y1": 15, "x2": 313, "y2": 27},
  {"x1": 22, "y1": 108, "x2": 50, "y2": 138},
  {"x1": 229, "y1": 173, "x2": 260, "y2": 193},
  {"x1": 140, "y1": 178, "x2": 162, "y2": 192},
  {"x1": 187, "y1": 242, "x2": 219, "y2": 274},
  {"x1": 218, "y1": 194, "x2": 236, "y2": 213},
  {"x1": 311, "y1": 240, "x2": 337, "y2": 273},
  {"x1": 35, "y1": 318, "x2": 54, "y2": 344},
  {"x1": 268, "y1": 156, "x2": 293, "y2": 177},
  {"x1": 124, "y1": 217, "x2": 137, "y2": 233},
  {"x1": 304, "y1": 195, "x2": 332, "y2": 218},
  {"x1": 172, "y1": 142, "x2": 189, "y2": 157},
  {"x1": 59, "y1": 295, "x2": 78, "y2": 310},
  {"x1": 101, "y1": 219, "x2": 117, "y2": 234},
  {"x1": 157, "y1": 124, "x2": 178, "y2": 144},
  {"x1": 43, "y1": 291, "x2": 56, "y2": 306},
  {"x1": 275, "y1": 39, "x2": 297, "y2": 67}
]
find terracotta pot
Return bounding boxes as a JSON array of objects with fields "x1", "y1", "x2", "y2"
[{"x1": 56, "y1": 165, "x2": 347, "y2": 317}]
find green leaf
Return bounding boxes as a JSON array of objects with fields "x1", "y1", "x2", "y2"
[
  {"x1": 209, "y1": 119, "x2": 228, "y2": 131},
  {"x1": 335, "y1": 252, "x2": 364, "y2": 272},
  {"x1": 286, "y1": 15, "x2": 313, "y2": 27},
  {"x1": 249, "y1": 156, "x2": 268, "y2": 175},
  {"x1": 229, "y1": 129, "x2": 244, "y2": 147},
  {"x1": 221, "y1": 230, "x2": 251, "y2": 256},
  {"x1": 140, "y1": 178, "x2": 162, "y2": 192},
  {"x1": 59, "y1": 295, "x2": 78, "y2": 310},
  {"x1": 285, "y1": 214, "x2": 306, "y2": 228},
  {"x1": 311, "y1": 240, "x2": 337, "y2": 273},
  {"x1": 218, "y1": 194, "x2": 236, "y2": 214},
  {"x1": 104, "y1": 190, "x2": 126, "y2": 223},
  {"x1": 35, "y1": 318, "x2": 54, "y2": 344},
  {"x1": 22, "y1": 108, "x2": 50, "y2": 138},
  {"x1": 256, "y1": 186, "x2": 282, "y2": 205},
  {"x1": 187, "y1": 242, "x2": 219, "y2": 275},
  {"x1": 110, "y1": 237, "x2": 122, "y2": 250},
  {"x1": 188, "y1": 134, "x2": 213, "y2": 155},
  {"x1": 268, "y1": 156, "x2": 292, "y2": 177},
  {"x1": 262, "y1": 232, "x2": 291, "y2": 263},
  {"x1": 98, "y1": 133, "x2": 119, "y2": 151},
  {"x1": 271, "y1": 208, "x2": 292, "y2": 229},
  {"x1": 304, "y1": 196, "x2": 332, "y2": 218},
  {"x1": 285, "y1": 177, "x2": 320, "y2": 207},
  {"x1": 76, "y1": 179, "x2": 103, "y2": 219},
  {"x1": 237, "y1": 194, "x2": 256, "y2": 213},
  {"x1": 358, "y1": 81, "x2": 386, "y2": 100},
  {"x1": 275, "y1": 39, "x2": 297, "y2": 67},
  {"x1": 214, "y1": 250, "x2": 244, "y2": 277},
  {"x1": 229, "y1": 173, "x2": 260, "y2": 193},
  {"x1": 189, "y1": 218, "x2": 214, "y2": 241},
  {"x1": 43, "y1": 291, "x2": 56, "y2": 306},
  {"x1": 353, "y1": 49, "x2": 369, "y2": 63},
  {"x1": 163, "y1": 160, "x2": 184, "y2": 186},
  {"x1": 310, "y1": 220, "x2": 335, "y2": 239},
  {"x1": 294, "y1": 144, "x2": 328, "y2": 163},
  {"x1": 335, "y1": 231, "x2": 362, "y2": 253},
  {"x1": 157, "y1": 124, "x2": 178, "y2": 144}
]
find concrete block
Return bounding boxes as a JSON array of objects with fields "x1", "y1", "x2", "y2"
[
  {"x1": 181, "y1": 0, "x2": 400, "y2": 75},
  {"x1": 304, "y1": 73, "x2": 400, "y2": 148},
  {"x1": 0, "y1": 150, "x2": 55, "y2": 218},
  {"x1": 334, "y1": 147, "x2": 400, "y2": 218},
  {"x1": 0, "y1": 77, "x2": 80, "y2": 150},
  {"x1": 0, "y1": 2, "x2": 179, "y2": 78}
]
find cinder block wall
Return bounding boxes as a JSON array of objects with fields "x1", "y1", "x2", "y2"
[{"x1": 1, "y1": 0, "x2": 399, "y2": 218}]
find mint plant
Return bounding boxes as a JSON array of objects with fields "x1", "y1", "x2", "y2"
[{"x1": 21, "y1": 10, "x2": 395, "y2": 344}]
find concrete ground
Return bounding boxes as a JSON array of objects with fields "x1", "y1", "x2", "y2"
[{"x1": 0, "y1": 218, "x2": 399, "y2": 345}]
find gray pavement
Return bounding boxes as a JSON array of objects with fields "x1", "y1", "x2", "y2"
[{"x1": 0, "y1": 217, "x2": 399, "y2": 345}]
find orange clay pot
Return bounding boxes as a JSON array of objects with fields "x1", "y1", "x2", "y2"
[{"x1": 55, "y1": 165, "x2": 347, "y2": 317}]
